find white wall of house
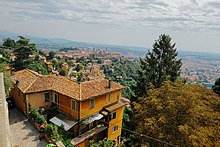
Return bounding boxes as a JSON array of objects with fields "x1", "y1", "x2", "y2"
[{"x1": 0, "y1": 73, "x2": 11, "y2": 147}]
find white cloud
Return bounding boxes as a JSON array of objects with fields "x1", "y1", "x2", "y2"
[{"x1": 0, "y1": 0, "x2": 220, "y2": 31}]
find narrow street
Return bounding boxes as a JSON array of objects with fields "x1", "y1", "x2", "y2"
[{"x1": 9, "y1": 108, "x2": 47, "y2": 147}]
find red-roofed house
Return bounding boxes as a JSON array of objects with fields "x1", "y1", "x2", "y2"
[{"x1": 10, "y1": 69, "x2": 125, "y2": 146}]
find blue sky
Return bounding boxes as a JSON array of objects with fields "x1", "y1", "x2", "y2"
[{"x1": 0, "y1": 0, "x2": 220, "y2": 53}]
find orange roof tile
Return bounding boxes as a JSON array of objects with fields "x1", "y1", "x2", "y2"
[
  {"x1": 104, "y1": 101, "x2": 125, "y2": 112},
  {"x1": 12, "y1": 69, "x2": 39, "y2": 92},
  {"x1": 12, "y1": 69, "x2": 124, "y2": 101}
]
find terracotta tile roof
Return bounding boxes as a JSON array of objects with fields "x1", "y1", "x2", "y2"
[
  {"x1": 12, "y1": 69, "x2": 124, "y2": 101},
  {"x1": 81, "y1": 80, "x2": 124, "y2": 100},
  {"x1": 25, "y1": 75, "x2": 57, "y2": 93},
  {"x1": 121, "y1": 97, "x2": 130, "y2": 106},
  {"x1": 12, "y1": 69, "x2": 39, "y2": 92},
  {"x1": 52, "y1": 76, "x2": 80, "y2": 100},
  {"x1": 104, "y1": 101, "x2": 126, "y2": 112}
]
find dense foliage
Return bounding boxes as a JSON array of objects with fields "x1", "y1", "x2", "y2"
[
  {"x1": 2, "y1": 38, "x2": 15, "y2": 49},
  {"x1": 133, "y1": 81, "x2": 220, "y2": 146},
  {"x1": 28, "y1": 109, "x2": 74, "y2": 146},
  {"x1": 0, "y1": 63, "x2": 13, "y2": 95},
  {"x1": 212, "y1": 77, "x2": 220, "y2": 96},
  {"x1": 89, "y1": 139, "x2": 114, "y2": 147},
  {"x1": 102, "y1": 60, "x2": 138, "y2": 100},
  {"x1": 13, "y1": 36, "x2": 38, "y2": 70},
  {"x1": 101, "y1": 60, "x2": 137, "y2": 142},
  {"x1": 28, "y1": 108, "x2": 47, "y2": 125},
  {"x1": 136, "y1": 34, "x2": 182, "y2": 97}
]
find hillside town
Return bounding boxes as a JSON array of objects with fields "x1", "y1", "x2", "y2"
[
  {"x1": 0, "y1": 38, "x2": 132, "y2": 147},
  {"x1": 181, "y1": 58, "x2": 220, "y2": 88},
  {"x1": 1, "y1": 35, "x2": 220, "y2": 147}
]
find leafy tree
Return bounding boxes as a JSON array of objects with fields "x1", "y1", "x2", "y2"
[
  {"x1": 0, "y1": 63, "x2": 13, "y2": 96},
  {"x1": 0, "y1": 48, "x2": 10, "y2": 63},
  {"x1": 39, "y1": 50, "x2": 46, "y2": 56},
  {"x1": 2, "y1": 38, "x2": 15, "y2": 49},
  {"x1": 13, "y1": 36, "x2": 37, "y2": 70},
  {"x1": 136, "y1": 34, "x2": 182, "y2": 97},
  {"x1": 52, "y1": 60, "x2": 61, "y2": 71},
  {"x1": 89, "y1": 139, "x2": 114, "y2": 147},
  {"x1": 122, "y1": 107, "x2": 134, "y2": 138},
  {"x1": 76, "y1": 57, "x2": 87, "y2": 66},
  {"x1": 59, "y1": 67, "x2": 68, "y2": 76},
  {"x1": 27, "y1": 62, "x2": 48, "y2": 75},
  {"x1": 133, "y1": 81, "x2": 220, "y2": 146},
  {"x1": 77, "y1": 73, "x2": 83, "y2": 82},
  {"x1": 75, "y1": 64, "x2": 82, "y2": 72},
  {"x1": 65, "y1": 58, "x2": 75, "y2": 67},
  {"x1": 212, "y1": 77, "x2": 220, "y2": 96},
  {"x1": 47, "y1": 51, "x2": 56, "y2": 60}
]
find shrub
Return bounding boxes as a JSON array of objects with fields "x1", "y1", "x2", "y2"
[
  {"x1": 37, "y1": 115, "x2": 47, "y2": 125},
  {"x1": 28, "y1": 108, "x2": 47, "y2": 125},
  {"x1": 45, "y1": 124, "x2": 62, "y2": 141},
  {"x1": 28, "y1": 108, "x2": 39, "y2": 121},
  {"x1": 51, "y1": 131, "x2": 62, "y2": 141},
  {"x1": 45, "y1": 124, "x2": 53, "y2": 137},
  {"x1": 58, "y1": 125, "x2": 71, "y2": 140},
  {"x1": 62, "y1": 139, "x2": 74, "y2": 147}
]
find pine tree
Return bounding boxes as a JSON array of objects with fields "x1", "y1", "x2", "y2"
[
  {"x1": 13, "y1": 36, "x2": 37, "y2": 70},
  {"x1": 2, "y1": 38, "x2": 16, "y2": 49},
  {"x1": 212, "y1": 77, "x2": 220, "y2": 96},
  {"x1": 136, "y1": 34, "x2": 182, "y2": 97}
]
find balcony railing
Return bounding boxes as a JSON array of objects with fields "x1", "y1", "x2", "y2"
[{"x1": 71, "y1": 125, "x2": 107, "y2": 145}]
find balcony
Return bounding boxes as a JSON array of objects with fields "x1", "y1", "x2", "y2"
[{"x1": 71, "y1": 125, "x2": 107, "y2": 145}]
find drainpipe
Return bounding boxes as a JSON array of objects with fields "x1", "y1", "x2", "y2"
[
  {"x1": 108, "y1": 78, "x2": 112, "y2": 89},
  {"x1": 78, "y1": 82, "x2": 81, "y2": 136},
  {"x1": 78, "y1": 101, "x2": 81, "y2": 136}
]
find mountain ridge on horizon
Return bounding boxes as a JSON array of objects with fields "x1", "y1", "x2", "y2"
[{"x1": 0, "y1": 30, "x2": 220, "y2": 58}]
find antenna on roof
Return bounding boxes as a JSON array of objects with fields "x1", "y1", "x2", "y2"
[
  {"x1": 108, "y1": 78, "x2": 112, "y2": 89},
  {"x1": 79, "y1": 82, "x2": 82, "y2": 101}
]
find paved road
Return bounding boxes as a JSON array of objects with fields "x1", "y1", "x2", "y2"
[{"x1": 9, "y1": 108, "x2": 47, "y2": 147}]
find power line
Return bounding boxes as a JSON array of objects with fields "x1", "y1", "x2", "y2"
[
  {"x1": 122, "y1": 128, "x2": 178, "y2": 147},
  {"x1": 36, "y1": 98, "x2": 178, "y2": 147}
]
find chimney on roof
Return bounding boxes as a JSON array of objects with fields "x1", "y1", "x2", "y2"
[
  {"x1": 109, "y1": 78, "x2": 112, "y2": 89},
  {"x1": 15, "y1": 80, "x2": 21, "y2": 86}
]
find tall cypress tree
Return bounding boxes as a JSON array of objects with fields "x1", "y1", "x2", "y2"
[{"x1": 136, "y1": 34, "x2": 182, "y2": 97}]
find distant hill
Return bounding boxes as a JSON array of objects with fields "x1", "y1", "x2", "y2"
[
  {"x1": 178, "y1": 50, "x2": 220, "y2": 61},
  {"x1": 0, "y1": 30, "x2": 147, "y2": 57},
  {"x1": 1, "y1": 30, "x2": 220, "y2": 59}
]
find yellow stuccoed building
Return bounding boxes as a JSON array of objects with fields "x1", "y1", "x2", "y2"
[{"x1": 10, "y1": 69, "x2": 126, "y2": 146}]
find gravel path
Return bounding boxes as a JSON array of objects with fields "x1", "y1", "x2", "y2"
[{"x1": 9, "y1": 108, "x2": 47, "y2": 147}]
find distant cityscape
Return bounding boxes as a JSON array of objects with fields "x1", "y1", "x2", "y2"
[
  {"x1": 42, "y1": 46, "x2": 220, "y2": 88},
  {"x1": 1, "y1": 32, "x2": 220, "y2": 88},
  {"x1": 181, "y1": 58, "x2": 220, "y2": 88}
]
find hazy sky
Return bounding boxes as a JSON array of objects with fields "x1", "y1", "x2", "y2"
[{"x1": 0, "y1": 0, "x2": 220, "y2": 53}]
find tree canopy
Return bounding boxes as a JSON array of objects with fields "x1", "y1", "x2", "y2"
[
  {"x1": 0, "y1": 63, "x2": 13, "y2": 96},
  {"x1": 133, "y1": 81, "x2": 220, "y2": 146},
  {"x1": 13, "y1": 36, "x2": 38, "y2": 70},
  {"x1": 47, "y1": 51, "x2": 56, "y2": 60},
  {"x1": 89, "y1": 139, "x2": 114, "y2": 147},
  {"x1": 136, "y1": 34, "x2": 182, "y2": 97},
  {"x1": 2, "y1": 38, "x2": 16, "y2": 49},
  {"x1": 212, "y1": 77, "x2": 220, "y2": 96}
]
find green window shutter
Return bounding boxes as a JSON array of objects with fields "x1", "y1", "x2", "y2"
[
  {"x1": 90, "y1": 98, "x2": 95, "y2": 108},
  {"x1": 54, "y1": 94, "x2": 58, "y2": 104},
  {"x1": 72, "y1": 100, "x2": 76, "y2": 110},
  {"x1": 45, "y1": 92, "x2": 50, "y2": 102}
]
